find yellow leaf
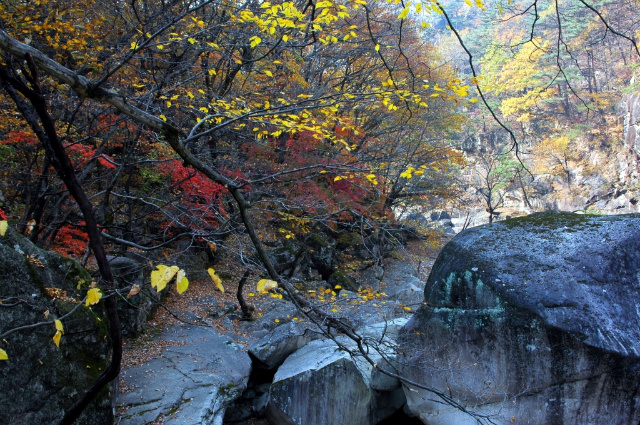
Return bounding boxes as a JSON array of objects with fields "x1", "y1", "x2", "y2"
[
  {"x1": 208, "y1": 268, "x2": 224, "y2": 293},
  {"x1": 53, "y1": 330, "x2": 62, "y2": 348},
  {"x1": 257, "y1": 279, "x2": 278, "y2": 293},
  {"x1": 127, "y1": 284, "x2": 141, "y2": 298},
  {"x1": 0, "y1": 348, "x2": 7, "y2": 360},
  {"x1": 159, "y1": 114, "x2": 167, "y2": 122},
  {"x1": 375, "y1": 44, "x2": 380, "y2": 52},
  {"x1": 208, "y1": 68, "x2": 217, "y2": 76},
  {"x1": 188, "y1": 37, "x2": 196, "y2": 44},
  {"x1": 85, "y1": 288, "x2": 103, "y2": 306},
  {"x1": 176, "y1": 269, "x2": 189, "y2": 294},
  {"x1": 151, "y1": 265, "x2": 179, "y2": 292},
  {"x1": 264, "y1": 70, "x2": 273, "y2": 77},
  {"x1": 55, "y1": 319, "x2": 64, "y2": 333},
  {"x1": 398, "y1": 7, "x2": 410, "y2": 20},
  {"x1": 130, "y1": 41, "x2": 138, "y2": 50},
  {"x1": 0, "y1": 220, "x2": 7, "y2": 236},
  {"x1": 250, "y1": 36, "x2": 262, "y2": 48},
  {"x1": 156, "y1": 44, "x2": 164, "y2": 50}
]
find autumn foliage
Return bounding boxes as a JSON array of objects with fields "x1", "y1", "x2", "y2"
[{"x1": 0, "y1": 0, "x2": 468, "y2": 262}]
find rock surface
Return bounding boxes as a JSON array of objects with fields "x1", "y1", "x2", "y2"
[
  {"x1": 399, "y1": 212, "x2": 640, "y2": 425},
  {"x1": 380, "y1": 260, "x2": 425, "y2": 308},
  {"x1": 248, "y1": 321, "x2": 319, "y2": 370},
  {"x1": 109, "y1": 256, "x2": 163, "y2": 337},
  {"x1": 0, "y1": 228, "x2": 112, "y2": 425},
  {"x1": 115, "y1": 235, "x2": 425, "y2": 425},
  {"x1": 117, "y1": 324, "x2": 251, "y2": 425},
  {"x1": 266, "y1": 338, "x2": 405, "y2": 425}
]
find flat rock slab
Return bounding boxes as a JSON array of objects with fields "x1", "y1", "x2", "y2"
[{"x1": 118, "y1": 324, "x2": 251, "y2": 425}]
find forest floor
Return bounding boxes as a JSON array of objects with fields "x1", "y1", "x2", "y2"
[{"x1": 116, "y1": 235, "x2": 449, "y2": 425}]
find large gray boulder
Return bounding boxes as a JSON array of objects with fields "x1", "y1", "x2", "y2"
[
  {"x1": 399, "y1": 212, "x2": 640, "y2": 425},
  {"x1": 267, "y1": 338, "x2": 405, "y2": 425},
  {"x1": 0, "y1": 228, "x2": 112, "y2": 425},
  {"x1": 248, "y1": 321, "x2": 319, "y2": 370}
]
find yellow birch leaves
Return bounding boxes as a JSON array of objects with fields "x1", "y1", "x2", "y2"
[
  {"x1": 208, "y1": 268, "x2": 224, "y2": 293},
  {"x1": 85, "y1": 288, "x2": 103, "y2": 307},
  {"x1": 52, "y1": 319, "x2": 64, "y2": 347},
  {"x1": 151, "y1": 264, "x2": 188, "y2": 294},
  {"x1": 176, "y1": 269, "x2": 189, "y2": 294},
  {"x1": 0, "y1": 220, "x2": 7, "y2": 236},
  {"x1": 257, "y1": 278, "x2": 278, "y2": 293},
  {"x1": 249, "y1": 36, "x2": 262, "y2": 48}
]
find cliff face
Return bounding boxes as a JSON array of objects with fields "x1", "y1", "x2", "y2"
[
  {"x1": 621, "y1": 87, "x2": 640, "y2": 188},
  {"x1": 623, "y1": 90, "x2": 640, "y2": 154},
  {"x1": 448, "y1": 85, "x2": 640, "y2": 230}
]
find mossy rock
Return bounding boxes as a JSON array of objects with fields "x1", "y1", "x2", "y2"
[
  {"x1": 336, "y1": 231, "x2": 363, "y2": 249},
  {"x1": 328, "y1": 269, "x2": 360, "y2": 292},
  {"x1": 0, "y1": 227, "x2": 112, "y2": 425}
]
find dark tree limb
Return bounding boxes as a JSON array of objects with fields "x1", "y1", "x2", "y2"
[{"x1": 236, "y1": 269, "x2": 254, "y2": 319}]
